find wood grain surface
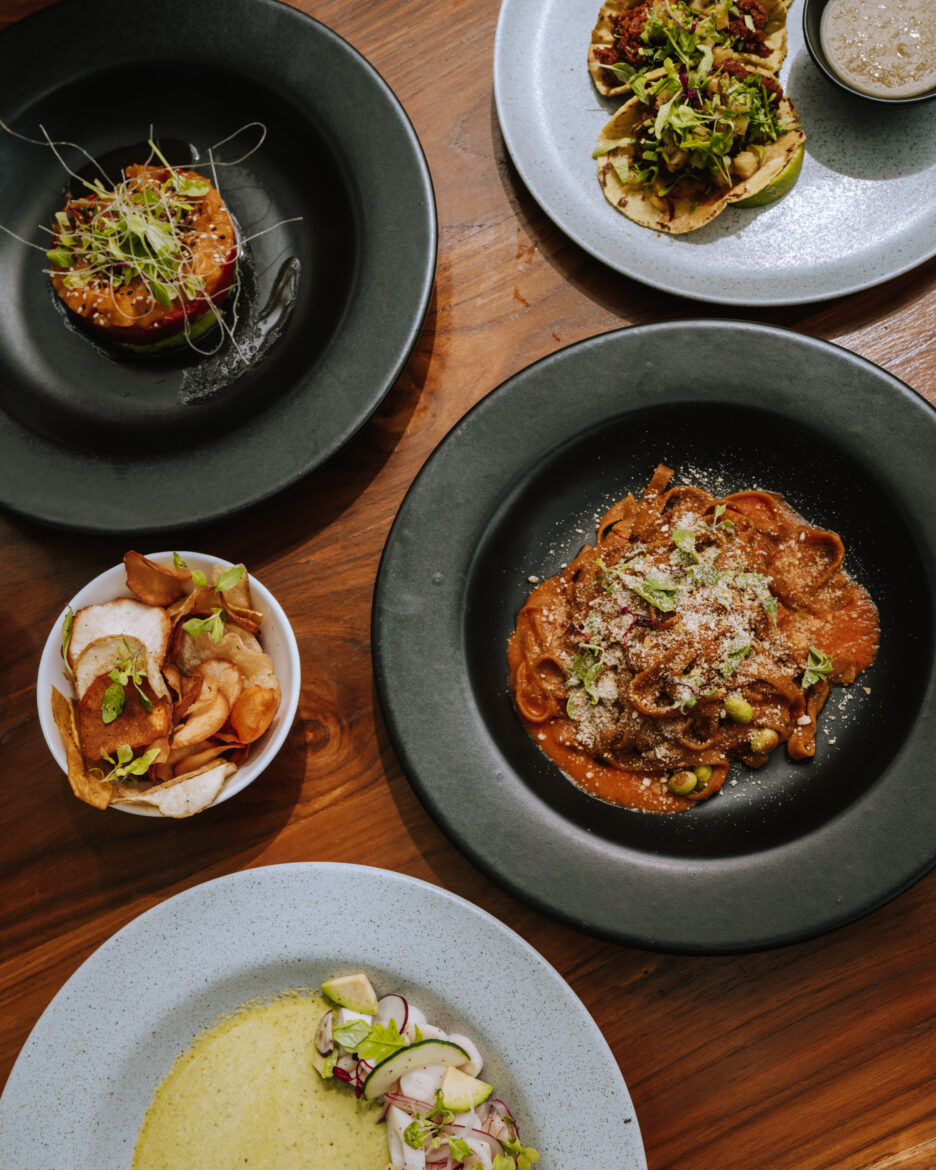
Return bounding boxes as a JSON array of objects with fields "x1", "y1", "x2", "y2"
[{"x1": 2, "y1": 1, "x2": 935, "y2": 1168}]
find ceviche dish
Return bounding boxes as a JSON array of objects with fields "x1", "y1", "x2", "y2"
[
  {"x1": 51, "y1": 551, "x2": 281, "y2": 817},
  {"x1": 131, "y1": 971, "x2": 539, "y2": 1170},
  {"x1": 589, "y1": 0, "x2": 806, "y2": 232},
  {"x1": 508, "y1": 465, "x2": 878, "y2": 813},
  {"x1": 47, "y1": 153, "x2": 237, "y2": 352}
]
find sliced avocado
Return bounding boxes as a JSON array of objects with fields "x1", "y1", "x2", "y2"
[
  {"x1": 362, "y1": 1039, "x2": 469, "y2": 1101},
  {"x1": 438, "y1": 1065, "x2": 493, "y2": 1111},
  {"x1": 320, "y1": 972, "x2": 379, "y2": 1015}
]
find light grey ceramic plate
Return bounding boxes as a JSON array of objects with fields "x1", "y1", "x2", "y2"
[
  {"x1": 494, "y1": 0, "x2": 936, "y2": 305},
  {"x1": 0, "y1": 863, "x2": 646, "y2": 1170}
]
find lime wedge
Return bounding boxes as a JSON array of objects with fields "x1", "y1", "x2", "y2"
[{"x1": 735, "y1": 145, "x2": 804, "y2": 209}]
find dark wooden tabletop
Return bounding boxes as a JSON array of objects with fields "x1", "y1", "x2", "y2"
[{"x1": 2, "y1": 1, "x2": 935, "y2": 1167}]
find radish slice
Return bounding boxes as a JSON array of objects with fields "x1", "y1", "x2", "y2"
[
  {"x1": 447, "y1": 1032, "x2": 483, "y2": 1077},
  {"x1": 314, "y1": 1010, "x2": 333, "y2": 1056},
  {"x1": 386, "y1": 1105, "x2": 428, "y2": 1170},
  {"x1": 400, "y1": 1062, "x2": 447, "y2": 1102},
  {"x1": 404, "y1": 1005, "x2": 427, "y2": 1042},
  {"x1": 376, "y1": 993, "x2": 409, "y2": 1033}
]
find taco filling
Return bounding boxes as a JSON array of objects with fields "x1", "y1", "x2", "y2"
[
  {"x1": 590, "y1": 0, "x2": 788, "y2": 97},
  {"x1": 594, "y1": 57, "x2": 804, "y2": 233},
  {"x1": 47, "y1": 157, "x2": 237, "y2": 352}
]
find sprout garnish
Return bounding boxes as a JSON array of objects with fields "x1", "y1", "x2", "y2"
[{"x1": 801, "y1": 646, "x2": 834, "y2": 688}]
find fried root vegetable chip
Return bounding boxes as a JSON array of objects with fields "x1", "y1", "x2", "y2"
[
  {"x1": 73, "y1": 634, "x2": 146, "y2": 701},
  {"x1": 213, "y1": 563, "x2": 264, "y2": 634},
  {"x1": 176, "y1": 624, "x2": 280, "y2": 698},
  {"x1": 230, "y1": 684, "x2": 279, "y2": 744},
  {"x1": 77, "y1": 674, "x2": 172, "y2": 764},
  {"x1": 111, "y1": 760, "x2": 236, "y2": 818},
  {"x1": 171, "y1": 679, "x2": 230, "y2": 748},
  {"x1": 192, "y1": 658, "x2": 244, "y2": 708},
  {"x1": 51, "y1": 686, "x2": 114, "y2": 809},
  {"x1": 68, "y1": 599, "x2": 171, "y2": 699},
  {"x1": 124, "y1": 550, "x2": 190, "y2": 607}
]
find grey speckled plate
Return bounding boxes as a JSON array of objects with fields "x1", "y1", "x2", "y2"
[
  {"x1": 494, "y1": 0, "x2": 936, "y2": 305},
  {"x1": 0, "y1": 863, "x2": 646, "y2": 1170}
]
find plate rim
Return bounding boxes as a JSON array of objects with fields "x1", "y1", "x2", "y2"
[
  {"x1": 492, "y1": 0, "x2": 936, "y2": 307},
  {"x1": 0, "y1": 861, "x2": 646, "y2": 1169},
  {"x1": 0, "y1": 0, "x2": 437, "y2": 534},
  {"x1": 372, "y1": 319, "x2": 936, "y2": 953}
]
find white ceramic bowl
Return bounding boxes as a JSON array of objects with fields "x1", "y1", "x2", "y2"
[{"x1": 37, "y1": 551, "x2": 301, "y2": 817}]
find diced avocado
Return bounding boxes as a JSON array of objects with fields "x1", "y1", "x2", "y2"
[
  {"x1": 320, "y1": 972, "x2": 379, "y2": 1015},
  {"x1": 438, "y1": 1065, "x2": 493, "y2": 1111}
]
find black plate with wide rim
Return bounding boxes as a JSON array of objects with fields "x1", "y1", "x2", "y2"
[
  {"x1": 373, "y1": 321, "x2": 936, "y2": 954},
  {"x1": 0, "y1": 0, "x2": 435, "y2": 533}
]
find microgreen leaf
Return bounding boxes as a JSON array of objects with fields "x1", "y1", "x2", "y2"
[
  {"x1": 672, "y1": 527, "x2": 700, "y2": 564},
  {"x1": 101, "y1": 680, "x2": 126, "y2": 724},
  {"x1": 355, "y1": 1018, "x2": 408, "y2": 1064},
  {"x1": 214, "y1": 565, "x2": 246, "y2": 593},
  {"x1": 448, "y1": 1136, "x2": 473, "y2": 1159},
  {"x1": 720, "y1": 639, "x2": 752, "y2": 679},
  {"x1": 182, "y1": 608, "x2": 226, "y2": 644},
  {"x1": 61, "y1": 607, "x2": 75, "y2": 677},
  {"x1": 95, "y1": 745, "x2": 160, "y2": 784},
  {"x1": 331, "y1": 1019, "x2": 372, "y2": 1051},
  {"x1": 630, "y1": 571, "x2": 679, "y2": 612},
  {"x1": 802, "y1": 646, "x2": 834, "y2": 688}
]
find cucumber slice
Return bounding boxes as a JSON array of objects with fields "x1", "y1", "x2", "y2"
[
  {"x1": 362, "y1": 1039, "x2": 469, "y2": 1101},
  {"x1": 320, "y1": 973, "x2": 379, "y2": 1014},
  {"x1": 438, "y1": 1065, "x2": 493, "y2": 1111}
]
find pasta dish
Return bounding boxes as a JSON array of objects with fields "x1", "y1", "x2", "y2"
[{"x1": 507, "y1": 465, "x2": 878, "y2": 813}]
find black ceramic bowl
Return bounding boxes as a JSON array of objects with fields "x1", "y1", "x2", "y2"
[{"x1": 803, "y1": 0, "x2": 936, "y2": 105}]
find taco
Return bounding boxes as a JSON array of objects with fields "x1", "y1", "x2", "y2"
[
  {"x1": 589, "y1": 0, "x2": 789, "y2": 98},
  {"x1": 594, "y1": 58, "x2": 805, "y2": 233}
]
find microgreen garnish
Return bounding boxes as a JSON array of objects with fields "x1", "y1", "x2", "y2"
[
  {"x1": 496, "y1": 1143, "x2": 541, "y2": 1170},
  {"x1": 61, "y1": 607, "x2": 75, "y2": 678},
  {"x1": 100, "y1": 639, "x2": 151, "y2": 724},
  {"x1": 672, "y1": 526, "x2": 700, "y2": 563},
  {"x1": 712, "y1": 503, "x2": 736, "y2": 536},
  {"x1": 354, "y1": 1019, "x2": 407, "y2": 1065},
  {"x1": 91, "y1": 744, "x2": 161, "y2": 784},
  {"x1": 568, "y1": 643, "x2": 604, "y2": 704},
  {"x1": 733, "y1": 571, "x2": 778, "y2": 626},
  {"x1": 630, "y1": 570, "x2": 680, "y2": 612},
  {"x1": 720, "y1": 638, "x2": 753, "y2": 679},
  {"x1": 214, "y1": 565, "x2": 246, "y2": 593},
  {"x1": 182, "y1": 607, "x2": 226, "y2": 644},
  {"x1": 802, "y1": 646, "x2": 834, "y2": 688},
  {"x1": 331, "y1": 1019, "x2": 371, "y2": 1051},
  {"x1": 173, "y1": 553, "x2": 245, "y2": 593}
]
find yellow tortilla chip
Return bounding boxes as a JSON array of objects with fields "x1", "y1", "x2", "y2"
[{"x1": 50, "y1": 686, "x2": 113, "y2": 809}]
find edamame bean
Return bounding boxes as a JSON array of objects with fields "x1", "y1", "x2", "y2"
[
  {"x1": 668, "y1": 770, "x2": 698, "y2": 795},
  {"x1": 750, "y1": 728, "x2": 780, "y2": 754},
  {"x1": 724, "y1": 695, "x2": 753, "y2": 724}
]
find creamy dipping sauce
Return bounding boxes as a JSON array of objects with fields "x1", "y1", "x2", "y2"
[
  {"x1": 821, "y1": 0, "x2": 936, "y2": 98},
  {"x1": 132, "y1": 991, "x2": 389, "y2": 1170}
]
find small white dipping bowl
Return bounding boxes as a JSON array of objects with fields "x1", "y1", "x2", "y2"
[{"x1": 37, "y1": 551, "x2": 301, "y2": 817}]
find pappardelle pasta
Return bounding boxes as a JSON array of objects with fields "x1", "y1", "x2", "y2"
[{"x1": 507, "y1": 465, "x2": 878, "y2": 813}]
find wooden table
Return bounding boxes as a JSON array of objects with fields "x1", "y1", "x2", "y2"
[{"x1": 2, "y1": 1, "x2": 935, "y2": 1167}]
